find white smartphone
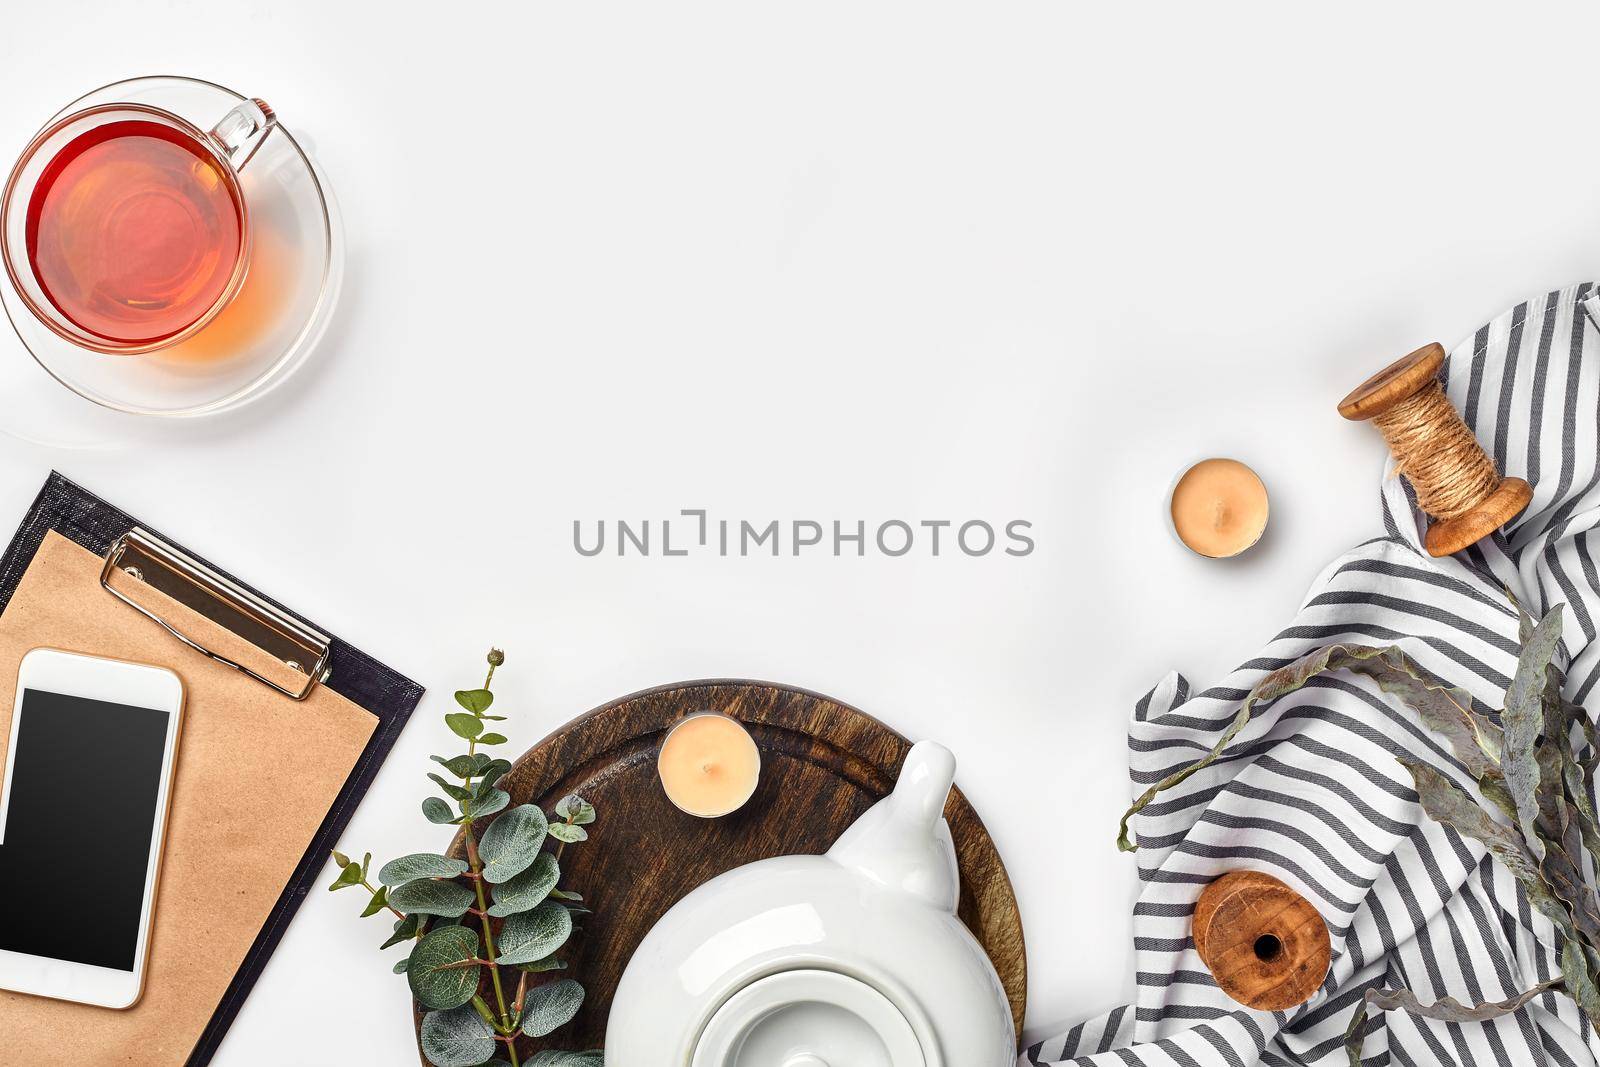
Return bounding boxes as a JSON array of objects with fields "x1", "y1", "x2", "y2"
[{"x1": 0, "y1": 648, "x2": 183, "y2": 1009}]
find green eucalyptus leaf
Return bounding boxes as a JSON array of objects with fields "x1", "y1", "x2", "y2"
[
  {"x1": 392, "y1": 954, "x2": 410, "y2": 974},
  {"x1": 331, "y1": 849, "x2": 351, "y2": 867},
  {"x1": 496, "y1": 901, "x2": 573, "y2": 965},
  {"x1": 455, "y1": 689, "x2": 494, "y2": 713},
  {"x1": 1117, "y1": 644, "x2": 1401, "y2": 851},
  {"x1": 555, "y1": 795, "x2": 596, "y2": 825},
  {"x1": 477, "y1": 732, "x2": 508, "y2": 746},
  {"x1": 1400, "y1": 760, "x2": 1574, "y2": 937},
  {"x1": 1503, "y1": 607, "x2": 1563, "y2": 860},
  {"x1": 407, "y1": 925, "x2": 482, "y2": 1011},
  {"x1": 361, "y1": 885, "x2": 389, "y2": 917},
  {"x1": 526, "y1": 1053, "x2": 603, "y2": 1067},
  {"x1": 389, "y1": 878, "x2": 475, "y2": 919},
  {"x1": 362, "y1": 852, "x2": 371, "y2": 879},
  {"x1": 419, "y1": 1004, "x2": 496, "y2": 1067},
  {"x1": 479, "y1": 758, "x2": 512, "y2": 784},
  {"x1": 428, "y1": 773, "x2": 474, "y2": 802},
  {"x1": 380, "y1": 912, "x2": 419, "y2": 949},
  {"x1": 378, "y1": 853, "x2": 469, "y2": 887},
  {"x1": 461, "y1": 788, "x2": 509, "y2": 822},
  {"x1": 549, "y1": 888, "x2": 583, "y2": 902},
  {"x1": 430, "y1": 754, "x2": 480, "y2": 778},
  {"x1": 520, "y1": 979, "x2": 585, "y2": 1037},
  {"x1": 445, "y1": 713, "x2": 484, "y2": 740},
  {"x1": 547, "y1": 822, "x2": 588, "y2": 844},
  {"x1": 479, "y1": 805, "x2": 550, "y2": 883},
  {"x1": 328, "y1": 859, "x2": 363, "y2": 891},
  {"x1": 489, "y1": 852, "x2": 560, "y2": 917},
  {"x1": 516, "y1": 954, "x2": 568, "y2": 973},
  {"x1": 423, "y1": 797, "x2": 460, "y2": 825}
]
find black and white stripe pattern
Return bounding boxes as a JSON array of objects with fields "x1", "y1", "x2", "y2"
[{"x1": 1026, "y1": 284, "x2": 1600, "y2": 1067}]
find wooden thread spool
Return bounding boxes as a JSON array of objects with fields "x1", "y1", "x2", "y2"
[
  {"x1": 1193, "y1": 870, "x2": 1330, "y2": 1011},
  {"x1": 1339, "y1": 342, "x2": 1532, "y2": 557}
]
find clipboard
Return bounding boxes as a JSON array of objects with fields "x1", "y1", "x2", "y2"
[{"x1": 0, "y1": 471, "x2": 422, "y2": 1065}]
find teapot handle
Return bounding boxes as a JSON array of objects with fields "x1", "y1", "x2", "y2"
[{"x1": 893, "y1": 741, "x2": 956, "y2": 825}]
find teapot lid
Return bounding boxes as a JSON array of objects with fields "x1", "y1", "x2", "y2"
[{"x1": 690, "y1": 970, "x2": 927, "y2": 1067}]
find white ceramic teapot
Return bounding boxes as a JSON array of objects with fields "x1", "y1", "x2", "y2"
[{"x1": 606, "y1": 741, "x2": 1016, "y2": 1066}]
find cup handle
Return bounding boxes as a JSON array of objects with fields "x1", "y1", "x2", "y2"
[{"x1": 208, "y1": 98, "x2": 277, "y2": 172}]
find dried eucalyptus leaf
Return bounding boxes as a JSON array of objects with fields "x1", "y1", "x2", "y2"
[
  {"x1": 378, "y1": 853, "x2": 469, "y2": 887},
  {"x1": 1347, "y1": 653, "x2": 1501, "y2": 776},
  {"x1": 1539, "y1": 834, "x2": 1600, "y2": 942},
  {"x1": 1400, "y1": 761, "x2": 1573, "y2": 937},
  {"x1": 496, "y1": 901, "x2": 573, "y2": 965},
  {"x1": 489, "y1": 852, "x2": 560, "y2": 917},
  {"x1": 479, "y1": 805, "x2": 550, "y2": 883},
  {"x1": 389, "y1": 878, "x2": 475, "y2": 919},
  {"x1": 1562, "y1": 939, "x2": 1600, "y2": 1025},
  {"x1": 407, "y1": 925, "x2": 482, "y2": 1011},
  {"x1": 1117, "y1": 644, "x2": 1398, "y2": 852},
  {"x1": 1504, "y1": 607, "x2": 1563, "y2": 860},
  {"x1": 454, "y1": 689, "x2": 494, "y2": 713},
  {"x1": 1561, "y1": 741, "x2": 1600, "y2": 864},
  {"x1": 419, "y1": 1004, "x2": 496, "y2": 1067},
  {"x1": 1343, "y1": 998, "x2": 1369, "y2": 1067},
  {"x1": 1346, "y1": 978, "x2": 1563, "y2": 1063},
  {"x1": 519, "y1": 978, "x2": 585, "y2": 1037},
  {"x1": 380, "y1": 912, "x2": 419, "y2": 949}
]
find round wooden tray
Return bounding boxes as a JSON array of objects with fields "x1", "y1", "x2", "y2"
[{"x1": 414, "y1": 679, "x2": 1027, "y2": 1056}]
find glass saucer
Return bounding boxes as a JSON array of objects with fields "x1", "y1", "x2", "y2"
[{"x1": 0, "y1": 74, "x2": 342, "y2": 425}]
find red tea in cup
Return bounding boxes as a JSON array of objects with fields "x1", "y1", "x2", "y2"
[
  {"x1": 3, "y1": 99, "x2": 273, "y2": 355},
  {"x1": 24, "y1": 120, "x2": 243, "y2": 348}
]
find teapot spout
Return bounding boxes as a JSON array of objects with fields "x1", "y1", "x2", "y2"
[{"x1": 828, "y1": 740, "x2": 961, "y2": 912}]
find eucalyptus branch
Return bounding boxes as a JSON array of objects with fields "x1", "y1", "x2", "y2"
[{"x1": 327, "y1": 648, "x2": 601, "y2": 1067}]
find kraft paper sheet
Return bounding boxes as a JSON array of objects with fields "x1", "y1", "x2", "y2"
[{"x1": 0, "y1": 532, "x2": 377, "y2": 1064}]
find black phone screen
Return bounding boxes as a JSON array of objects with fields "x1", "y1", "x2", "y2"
[{"x1": 0, "y1": 688, "x2": 170, "y2": 971}]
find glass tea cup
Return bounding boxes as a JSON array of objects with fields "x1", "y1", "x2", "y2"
[{"x1": 1, "y1": 98, "x2": 276, "y2": 355}]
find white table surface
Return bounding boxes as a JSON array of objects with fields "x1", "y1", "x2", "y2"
[{"x1": 3, "y1": 3, "x2": 1600, "y2": 1061}]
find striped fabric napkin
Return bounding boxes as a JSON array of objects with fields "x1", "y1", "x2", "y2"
[{"x1": 1027, "y1": 284, "x2": 1600, "y2": 1067}]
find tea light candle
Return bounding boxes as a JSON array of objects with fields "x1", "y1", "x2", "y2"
[
  {"x1": 657, "y1": 712, "x2": 761, "y2": 818},
  {"x1": 1170, "y1": 458, "x2": 1269, "y2": 558}
]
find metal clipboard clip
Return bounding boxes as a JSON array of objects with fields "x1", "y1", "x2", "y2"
[{"x1": 99, "y1": 528, "x2": 332, "y2": 701}]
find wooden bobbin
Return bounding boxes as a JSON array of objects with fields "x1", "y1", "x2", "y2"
[
  {"x1": 1338, "y1": 342, "x2": 1532, "y2": 557},
  {"x1": 1193, "y1": 870, "x2": 1330, "y2": 1011}
]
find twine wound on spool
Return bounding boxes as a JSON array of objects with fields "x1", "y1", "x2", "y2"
[{"x1": 1339, "y1": 343, "x2": 1532, "y2": 557}]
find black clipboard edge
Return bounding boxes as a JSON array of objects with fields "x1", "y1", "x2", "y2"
[{"x1": 0, "y1": 471, "x2": 423, "y2": 1066}]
